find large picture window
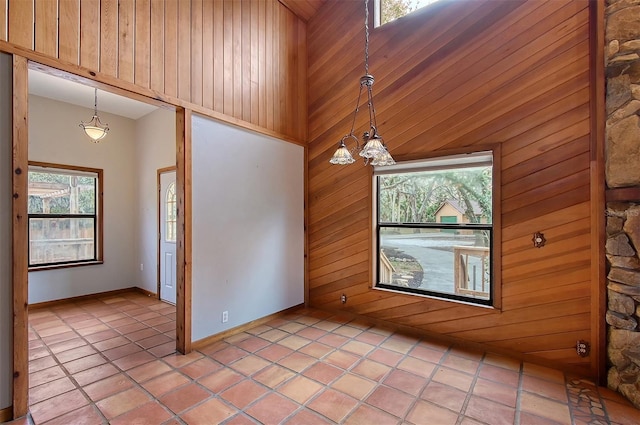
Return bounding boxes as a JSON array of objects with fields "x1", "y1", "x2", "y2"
[
  {"x1": 374, "y1": 151, "x2": 494, "y2": 306},
  {"x1": 28, "y1": 162, "x2": 103, "y2": 269}
]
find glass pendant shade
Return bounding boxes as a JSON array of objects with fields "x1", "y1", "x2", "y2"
[
  {"x1": 80, "y1": 117, "x2": 109, "y2": 142},
  {"x1": 371, "y1": 148, "x2": 396, "y2": 166},
  {"x1": 329, "y1": 142, "x2": 356, "y2": 165},
  {"x1": 359, "y1": 134, "x2": 386, "y2": 159}
]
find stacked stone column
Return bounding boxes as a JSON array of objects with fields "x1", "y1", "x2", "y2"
[{"x1": 605, "y1": 0, "x2": 640, "y2": 409}]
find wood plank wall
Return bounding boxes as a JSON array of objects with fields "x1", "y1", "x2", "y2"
[
  {"x1": 307, "y1": 0, "x2": 595, "y2": 376},
  {"x1": 0, "y1": 0, "x2": 306, "y2": 142}
]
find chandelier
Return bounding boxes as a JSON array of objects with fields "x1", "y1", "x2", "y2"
[
  {"x1": 329, "y1": 0, "x2": 395, "y2": 166},
  {"x1": 79, "y1": 88, "x2": 109, "y2": 143}
]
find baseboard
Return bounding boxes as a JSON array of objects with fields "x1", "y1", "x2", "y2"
[
  {"x1": 192, "y1": 303, "x2": 305, "y2": 350},
  {"x1": 134, "y1": 287, "x2": 158, "y2": 298},
  {"x1": 0, "y1": 405, "x2": 13, "y2": 422},
  {"x1": 29, "y1": 287, "x2": 152, "y2": 309}
]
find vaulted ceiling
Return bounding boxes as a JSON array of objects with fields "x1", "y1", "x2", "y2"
[{"x1": 278, "y1": 0, "x2": 327, "y2": 21}]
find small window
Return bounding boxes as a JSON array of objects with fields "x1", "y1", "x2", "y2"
[
  {"x1": 374, "y1": 151, "x2": 494, "y2": 306},
  {"x1": 376, "y1": 0, "x2": 444, "y2": 27},
  {"x1": 28, "y1": 162, "x2": 103, "y2": 269},
  {"x1": 165, "y1": 181, "x2": 177, "y2": 243}
]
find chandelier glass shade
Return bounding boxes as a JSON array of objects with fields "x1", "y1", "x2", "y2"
[
  {"x1": 329, "y1": 0, "x2": 395, "y2": 166},
  {"x1": 79, "y1": 88, "x2": 109, "y2": 143}
]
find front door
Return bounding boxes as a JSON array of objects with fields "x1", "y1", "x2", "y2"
[{"x1": 159, "y1": 170, "x2": 177, "y2": 304}]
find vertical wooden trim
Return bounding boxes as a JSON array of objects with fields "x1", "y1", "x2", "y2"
[
  {"x1": 213, "y1": 0, "x2": 223, "y2": 112},
  {"x1": 97, "y1": 167, "x2": 104, "y2": 262},
  {"x1": 241, "y1": 0, "x2": 251, "y2": 122},
  {"x1": 176, "y1": 108, "x2": 192, "y2": 354},
  {"x1": 590, "y1": 0, "x2": 606, "y2": 384},
  {"x1": 34, "y1": 0, "x2": 58, "y2": 57},
  {"x1": 8, "y1": 0, "x2": 34, "y2": 49},
  {"x1": 222, "y1": 0, "x2": 233, "y2": 116},
  {"x1": 232, "y1": 0, "x2": 241, "y2": 118},
  {"x1": 492, "y1": 144, "x2": 502, "y2": 310},
  {"x1": 250, "y1": 0, "x2": 259, "y2": 124},
  {"x1": 134, "y1": 0, "x2": 150, "y2": 88},
  {"x1": 0, "y1": 0, "x2": 6, "y2": 41},
  {"x1": 117, "y1": 0, "x2": 135, "y2": 83},
  {"x1": 190, "y1": 0, "x2": 203, "y2": 106},
  {"x1": 12, "y1": 54, "x2": 28, "y2": 420},
  {"x1": 202, "y1": 0, "x2": 214, "y2": 110},
  {"x1": 265, "y1": 0, "x2": 273, "y2": 129},
  {"x1": 100, "y1": 0, "x2": 118, "y2": 76},
  {"x1": 177, "y1": 0, "x2": 191, "y2": 102},
  {"x1": 149, "y1": 0, "x2": 164, "y2": 93},
  {"x1": 163, "y1": 0, "x2": 177, "y2": 97},
  {"x1": 258, "y1": 0, "x2": 266, "y2": 128},
  {"x1": 58, "y1": 0, "x2": 80, "y2": 65},
  {"x1": 296, "y1": 18, "x2": 307, "y2": 142},
  {"x1": 79, "y1": 0, "x2": 99, "y2": 70}
]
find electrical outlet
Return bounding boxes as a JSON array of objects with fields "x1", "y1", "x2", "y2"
[
  {"x1": 576, "y1": 340, "x2": 590, "y2": 357},
  {"x1": 140, "y1": 263, "x2": 144, "y2": 271},
  {"x1": 222, "y1": 311, "x2": 229, "y2": 323},
  {"x1": 341, "y1": 294, "x2": 347, "y2": 304}
]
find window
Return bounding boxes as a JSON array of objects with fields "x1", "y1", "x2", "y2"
[
  {"x1": 28, "y1": 162, "x2": 103, "y2": 269},
  {"x1": 165, "y1": 181, "x2": 177, "y2": 242},
  {"x1": 376, "y1": 0, "x2": 444, "y2": 27},
  {"x1": 374, "y1": 151, "x2": 494, "y2": 306}
]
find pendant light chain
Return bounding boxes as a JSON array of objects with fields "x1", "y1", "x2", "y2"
[
  {"x1": 94, "y1": 88, "x2": 98, "y2": 115},
  {"x1": 364, "y1": 0, "x2": 370, "y2": 76}
]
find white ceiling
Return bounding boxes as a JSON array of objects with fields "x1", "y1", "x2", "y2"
[{"x1": 28, "y1": 70, "x2": 158, "y2": 120}]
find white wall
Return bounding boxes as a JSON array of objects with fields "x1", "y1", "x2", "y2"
[
  {"x1": 134, "y1": 108, "x2": 176, "y2": 294},
  {"x1": 191, "y1": 114, "x2": 304, "y2": 341},
  {"x1": 28, "y1": 95, "x2": 139, "y2": 303},
  {"x1": 0, "y1": 52, "x2": 13, "y2": 412}
]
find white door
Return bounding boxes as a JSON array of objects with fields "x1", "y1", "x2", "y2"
[{"x1": 160, "y1": 171, "x2": 177, "y2": 304}]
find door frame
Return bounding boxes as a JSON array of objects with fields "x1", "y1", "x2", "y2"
[
  {"x1": 10, "y1": 56, "x2": 192, "y2": 419},
  {"x1": 157, "y1": 166, "x2": 177, "y2": 301}
]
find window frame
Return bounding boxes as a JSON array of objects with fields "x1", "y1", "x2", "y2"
[
  {"x1": 27, "y1": 161, "x2": 104, "y2": 271},
  {"x1": 372, "y1": 148, "x2": 501, "y2": 308}
]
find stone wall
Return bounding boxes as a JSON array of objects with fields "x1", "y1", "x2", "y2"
[{"x1": 605, "y1": 0, "x2": 640, "y2": 409}]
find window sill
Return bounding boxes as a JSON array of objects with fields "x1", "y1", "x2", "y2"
[
  {"x1": 372, "y1": 284, "x2": 500, "y2": 311},
  {"x1": 28, "y1": 260, "x2": 104, "y2": 272}
]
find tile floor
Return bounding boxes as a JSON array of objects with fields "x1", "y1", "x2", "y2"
[{"x1": 4, "y1": 291, "x2": 640, "y2": 424}]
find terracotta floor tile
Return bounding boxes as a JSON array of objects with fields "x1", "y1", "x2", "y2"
[
  {"x1": 221, "y1": 379, "x2": 269, "y2": 409},
  {"x1": 472, "y1": 377, "x2": 518, "y2": 408},
  {"x1": 313, "y1": 320, "x2": 342, "y2": 332},
  {"x1": 198, "y1": 368, "x2": 245, "y2": 393},
  {"x1": 179, "y1": 357, "x2": 222, "y2": 379},
  {"x1": 604, "y1": 398, "x2": 640, "y2": 424},
  {"x1": 83, "y1": 373, "x2": 135, "y2": 401},
  {"x1": 397, "y1": 356, "x2": 436, "y2": 379},
  {"x1": 253, "y1": 364, "x2": 296, "y2": 388},
  {"x1": 324, "y1": 349, "x2": 360, "y2": 370},
  {"x1": 523, "y1": 362, "x2": 566, "y2": 384},
  {"x1": 380, "y1": 337, "x2": 416, "y2": 354},
  {"x1": 225, "y1": 413, "x2": 260, "y2": 425},
  {"x1": 432, "y1": 366, "x2": 474, "y2": 392},
  {"x1": 37, "y1": 324, "x2": 73, "y2": 338},
  {"x1": 112, "y1": 350, "x2": 155, "y2": 370},
  {"x1": 341, "y1": 340, "x2": 375, "y2": 356},
  {"x1": 421, "y1": 381, "x2": 468, "y2": 413},
  {"x1": 163, "y1": 351, "x2": 204, "y2": 368},
  {"x1": 259, "y1": 328, "x2": 289, "y2": 342},
  {"x1": 127, "y1": 359, "x2": 172, "y2": 383},
  {"x1": 519, "y1": 392, "x2": 571, "y2": 424},
  {"x1": 302, "y1": 361, "x2": 343, "y2": 385},
  {"x1": 137, "y1": 333, "x2": 173, "y2": 349},
  {"x1": 355, "y1": 330, "x2": 387, "y2": 346},
  {"x1": 126, "y1": 327, "x2": 161, "y2": 342},
  {"x1": 181, "y1": 398, "x2": 237, "y2": 425},
  {"x1": 279, "y1": 375, "x2": 324, "y2": 404},
  {"x1": 142, "y1": 371, "x2": 191, "y2": 398},
  {"x1": 113, "y1": 321, "x2": 146, "y2": 334},
  {"x1": 55, "y1": 344, "x2": 97, "y2": 363},
  {"x1": 28, "y1": 376, "x2": 75, "y2": 405},
  {"x1": 148, "y1": 341, "x2": 176, "y2": 357},
  {"x1": 246, "y1": 324, "x2": 273, "y2": 336},
  {"x1": 518, "y1": 411, "x2": 567, "y2": 425},
  {"x1": 384, "y1": 369, "x2": 429, "y2": 396},
  {"x1": 154, "y1": 321, "x2": 176, "y2": 333},
  {"x1": 96, "y1": 387, "x2": 152, "y2": 419},
  {"x1": 160, "y1": 383, "x2": 211, "y2": 413},
  {"x1": 42, "y1": 331, "x2": 78, "y2": 345},
  {"x1": 522, "y1": 374, "x2": 569, "y2": 403},
  {"x1": 295, "y1": 326, "x2": 327, "y2": 340},
  {"x1": 366, "y1": 385, "x2": 414, "y2": 418},
  {"x1": 92, "y1": 335, "x2": 130, "y2": 351},
  {"x1": 63, "y1": 353, "x2": 107, "y2": 374},
  {"x1": 236, "y1": 335, "x2": 271, "y2": 353},
  {"x1": 29, "y1": 365, "x2": 66, "y2": 388},
  {"x1": 351, "y1": 359, "x2": 392, "y2": 382},
  {"x1": 465, "y1": 395, "x2": 516, "y2": 425},
  {"x1": 479, "y1": 363, "x2": 520, "y2": 387},
  {"x1": 406, "y1": 400, "x2": 459, "y2": 425},
  {"x1": 30, "y1": 389, "x2": 88, "y2": 424},
  {"x1": 277, "y1": 352, "x2": 317, "y2": 373},
  {"x1": 84, "y1": 329, "x2": 119, "y2": 343},
  {"x1": 77, "y1": 324, "x2": 110, "y2": 336},
  {"x1": 278, "y1": 335, "x2": 312, "y2": 350},
  {"x1": 317, "y1": 333, "x2": 349, "y2": 348},
  {"x1": 73, "y1": 363, "x2": 119, "y2": 386},
  {"x1": 333, "y1": 325, "x2": 363, "y2": 338},
  {"x1": 283, "y1": 408, "x2": 334, "y2": 425},
  {"x1": 28, "y1": 356, "x2": 57, "y2": 373},
  {"x1": 40, "y1": 404, "x2": 105, "y2": 425},
  {"x1": 308, "y1": 389, "x2": 358, "y2": 423},
  {"x1": 299, "y1": 341, "x2": 334, "y2": 359},
  {"x1": 256, "y1": 343, "x2": 294, "y2": 362},
  {"x1": 102, "y1": 342, "x2": 143, "y2": 361},
  {"x1": 225, "y1": 332, "x2": 252, "y2": 344},
  {"x1": 47, "y1": 337, "x2": 86, "y2": 354},
  {"x1": 332, "y1": 373, "x2": 376, "y2": 399},
  {"x1": 443, "y1": 354, "x2": 480, "y2": 375},
  {"x1": 279, "y1": 321, "x2": 307, "y2": 333},
  {"x1": 109, "y1": 401, "x2": 173, "y2": 425},
  {"x1": 344, "y1": 404, "x2": 400, "y2": 425},
  {"x1": 230, "y1": 354, "x2": 271, "y2": 376},
  {"x1": 210, "y1": 346, "x2": 249, "y2": 365},
  {"x1": 143, "y1": 315, "x2": 172, "y2": 326},
  {"x1": 367, "y1": 347, "x2": 404, "y2": 367}
]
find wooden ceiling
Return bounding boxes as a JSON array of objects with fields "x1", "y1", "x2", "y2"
[{"x1": 278, "y1": 0, "x2": 327, "y2": 21}]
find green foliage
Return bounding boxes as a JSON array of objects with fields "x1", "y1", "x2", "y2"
[
  {"x1": 381, "y1": 0, "x2": 424, "y2": 25},
  {"x1": 378, "y1": 166, "x2": 492, "y2": 224},
  {"x1": 28, "y1": 171, "x2": 96, "y2": 215}
]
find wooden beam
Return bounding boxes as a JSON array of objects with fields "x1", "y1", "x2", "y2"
[
  {"x1": 605, "y1": 187, "x2": 640, "y2": 203},
  {"x1": 12, "y1": 54, "x2": 28, "y2": 419},
  {"x1": 176, "y1": 108, "x2": 192, "y2": 354}
]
